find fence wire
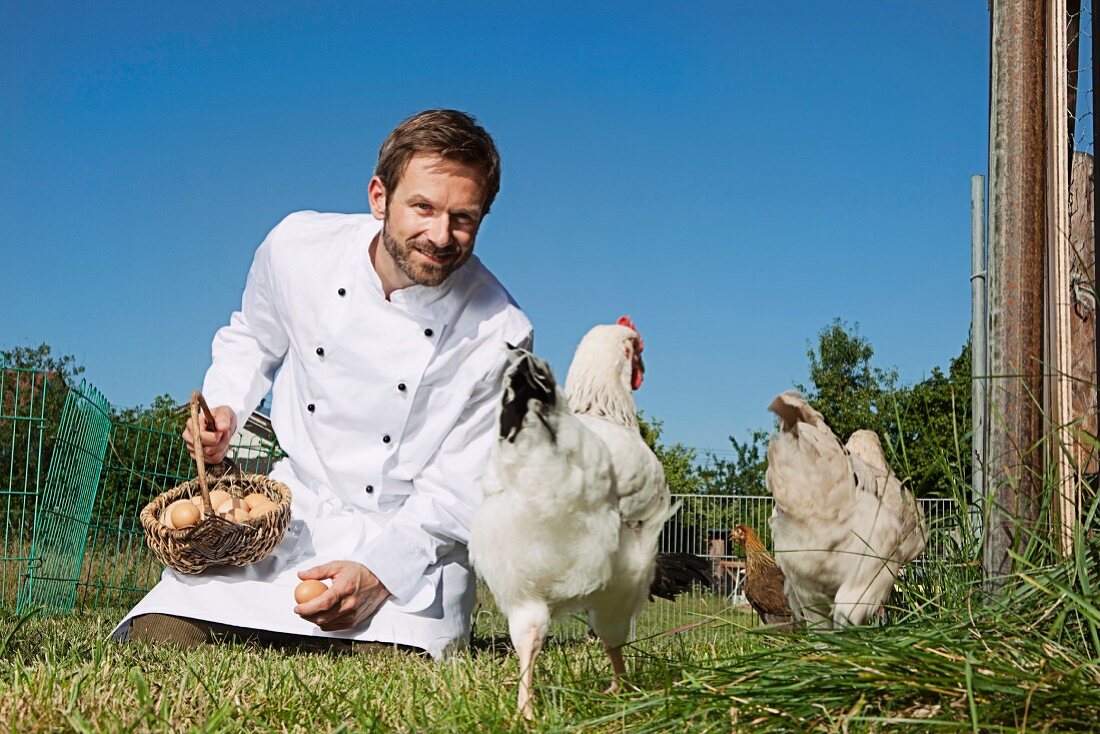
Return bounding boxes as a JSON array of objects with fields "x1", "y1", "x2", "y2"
[
  {"x1": 0, "y1": 367, "x2": 51, "y2": 608},
  {"x1": 4, "y1": 374, "x2": 967, "y2": 643}
]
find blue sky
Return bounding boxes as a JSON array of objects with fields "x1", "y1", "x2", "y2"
[{"x1": 1, "y1": 1, "x2": 990, "y2": 453}]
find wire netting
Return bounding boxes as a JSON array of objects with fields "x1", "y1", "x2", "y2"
[
  {"x1": 0, "y1": 366, "x2": 52, "y2": 608},
  {"x1": 4, "y1": 374, "x2": 965, "y2": 641}
]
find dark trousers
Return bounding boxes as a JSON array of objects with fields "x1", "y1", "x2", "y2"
[{"x1": 127, "y1": 613, "x2": 423, "y2": 656}]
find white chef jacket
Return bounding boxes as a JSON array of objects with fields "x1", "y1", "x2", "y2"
[{"x1": 113, "y1": 211, "x2": 532, "y2": 657}]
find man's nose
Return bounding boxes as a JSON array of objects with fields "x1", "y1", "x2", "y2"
[{"x1": 427, "y1": 214, "x2": 452, "y2": 246}]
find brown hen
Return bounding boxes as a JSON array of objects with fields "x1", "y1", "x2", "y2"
[{"x1": 730, "y1": 523, "x2": 794, "y2": 625}]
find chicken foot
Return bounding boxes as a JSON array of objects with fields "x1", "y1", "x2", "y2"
[{"x1": 602, "y1": 645, "x2": 641, "y2": 695}]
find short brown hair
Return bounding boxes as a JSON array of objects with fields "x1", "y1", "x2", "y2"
[{"x1": 375, "y1": 109, "x2": 502, "y2": 215}]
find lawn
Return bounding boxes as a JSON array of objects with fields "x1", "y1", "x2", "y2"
[{"x1": 2, "y1": 529, "x2": 1098, "y2": 734}]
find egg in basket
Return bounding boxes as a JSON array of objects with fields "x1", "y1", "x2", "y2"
[{"x1": 140, "y1": 391, "x2": 292, "y2": 574}]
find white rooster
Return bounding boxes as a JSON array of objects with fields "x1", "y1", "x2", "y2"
[
  {"x1": 766, "y1": 391, "x2": 928, "y2": 628},
  {"x1": 469, "y1": 317, "x2": 672, "y2": 719}
]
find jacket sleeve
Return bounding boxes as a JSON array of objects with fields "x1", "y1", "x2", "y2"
[
  {"x1": 360, "y1": 328, "x2": 532, "y2": 604},
  {"x1": 201, "y1": 223, "x2": 290, "y2": 430}
]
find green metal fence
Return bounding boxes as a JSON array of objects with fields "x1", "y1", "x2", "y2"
[
  {"x1": 18, "y1": 380, "x2": 113, "y2": 612},
  {"x1": 1, "y1": 366, "x2": 52, "y2": 608},
  {"x1": 71, "y1": 413, "x2": 282, "y2": 611},
  {"x1": 3, "y1": 371, "x2": 966, "y2": 634},
  {"x1": 2, "y1": 374, "x2": 284, "y2": 614}
]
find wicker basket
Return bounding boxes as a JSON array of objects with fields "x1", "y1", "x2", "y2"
[{"x1": 140, "y1": 391, "x2": 292, "y2": 574}]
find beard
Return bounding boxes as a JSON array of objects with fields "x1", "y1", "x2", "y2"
[{"x1": 381, "y1": 221, "x2": 472, "y2": 287}]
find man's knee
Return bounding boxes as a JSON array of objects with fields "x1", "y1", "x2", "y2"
[{"x1": 127, "y1": 613, "x2": 217, "y2": 648}]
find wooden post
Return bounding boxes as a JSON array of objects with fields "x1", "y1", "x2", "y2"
[
  {"x1": 984, "y1": 0, "x2": 1047, "y2": 589},
  {"x1": 1068, "y1": 151, "x2": 1095, "y2": 523},
  {"x1": 1047, "y1": 0, "x2": 1077, "y2": 555}
]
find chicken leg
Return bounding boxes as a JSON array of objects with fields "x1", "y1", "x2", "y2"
[
  {"x1": 509, "y1": 605, "x2": 550, "y2": 719},
  {"x1": 604, "y1": 644, "x2": 626, "y2": 694}
]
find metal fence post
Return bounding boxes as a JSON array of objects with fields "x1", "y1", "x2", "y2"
[{"x1": 972, "y1": 174, "x2": 988, "y2": 540}]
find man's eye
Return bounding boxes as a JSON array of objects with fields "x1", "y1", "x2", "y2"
[{"x1": 415, "y1": 203, "x2": 432, "y2": 212}]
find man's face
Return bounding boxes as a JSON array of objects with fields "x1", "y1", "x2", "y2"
[{"x1": 369, "y1": 154, "x2": 486, "y2": 288}]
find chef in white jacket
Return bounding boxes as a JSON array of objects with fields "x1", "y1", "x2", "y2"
[{"x1": 113, "y1": 110, "x2": 532, "y2": 658}]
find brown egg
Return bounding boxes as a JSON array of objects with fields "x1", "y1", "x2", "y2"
[
  {"x1": 294, "y1": 580, "x2": 329, "y2": 604},
  {"x1": 243, "y1": 493, "x2": 271, "y2": 511},
  {"x1": 248, "y1": 500, "x2": 278, "y2": 517},
  {"x1": 208, "y1": 490, "x2": 232, "y2": 509},
  {"x1": 215, "y1": 498, "x2": 243, "y2": 515},
  {"x1": 190, "y1": 496, "x2": 208, "y2": 515},
  {"x1": 161, "y1": 499, "x2": 192, "y2": 529},
  {"x1": 217, "y1": 505, "x2": 251, "y2": 523},
  {"x1": 170, "y1": 501, "x2": 200, "y2": 529}
]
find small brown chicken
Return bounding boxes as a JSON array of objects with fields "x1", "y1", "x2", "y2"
[{"x1": 730, "y1": 523, "x2": 794, "y2": 625}]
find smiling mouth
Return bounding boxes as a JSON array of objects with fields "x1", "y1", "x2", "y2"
[{"x1": 414, "y1": 248, "x2": 456, "y2": 266}]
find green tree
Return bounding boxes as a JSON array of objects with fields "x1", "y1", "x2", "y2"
[
  {"x1": 797, "y1": 319, "x2": 897, "y2": 443},
  {"x1": 795, "y1": 320, "x2": 971, "y2": 498},
  {"x1": 890, "y1": 342, "x2": 972, "y2": 498},
  {"x1": 113, "y1": 393, "x2": 185, "y2": 428},
  {"x1": 697, "y1": 429, "x2": 770, "y2": 496},
  {"x1": 638, "y1": 412, "x2": 702, "y2": 495}
]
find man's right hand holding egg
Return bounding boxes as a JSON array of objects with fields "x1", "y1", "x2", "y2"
[{"x1": 292, "y1": 561, "x2": 391, "y2": 631}]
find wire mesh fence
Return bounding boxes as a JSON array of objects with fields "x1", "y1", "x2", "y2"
[
  {"x1": 0, "y1": 366, "x2": 53, "y2": 608},
  {"x1": 3, "y1": 376, "x2": 285, "y2": 614},
  {"x1": 3, "y1": 373, "x2": 966, "y2": 642},
  {"x1": 17, "y1": 380, "x2": 112, "y2": 613},
  {"x1": 631, "y1": 493, "x2": 962, "y2": 638}
]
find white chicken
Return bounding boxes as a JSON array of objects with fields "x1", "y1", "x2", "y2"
[
  {"x1": 469, "y1": 317, "x2": 672, "y2": 719},
  {"x1": 766, "y1": 391, "x2": 928, "y2": 628}
]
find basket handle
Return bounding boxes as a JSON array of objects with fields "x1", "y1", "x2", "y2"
[{"x1": 189, "y1": 390, "x2": 216, "y2": 514}]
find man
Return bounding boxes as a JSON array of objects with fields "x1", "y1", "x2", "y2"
[{"x1": 113, "y1": 110, "x2": 532, "y2": 657}]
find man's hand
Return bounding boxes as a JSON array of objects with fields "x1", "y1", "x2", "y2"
[
  {"x1": 294, "y1": 561, "x2": 391, "y2": 631},
  {"x1": 182, "y1": 405, "x2": 237, "y2": 464}
]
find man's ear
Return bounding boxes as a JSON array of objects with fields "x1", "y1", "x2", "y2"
[{"x1": 368, "y1": 176, "x2": 387, "y2": 221}]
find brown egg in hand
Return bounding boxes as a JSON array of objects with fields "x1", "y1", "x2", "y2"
[{"x1": 294, "y1": 580, "x2": 329, "y2": 604}]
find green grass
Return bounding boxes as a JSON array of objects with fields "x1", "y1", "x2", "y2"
[{"x1": 2, "y1": 506, "x2": 1098, "y2": 732}]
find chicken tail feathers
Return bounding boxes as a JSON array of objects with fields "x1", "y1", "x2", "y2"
[
  {"x1": 768, "y1": 390, "x2": 826, "y2": 434},
  {"x1": 649, "y1": 552, "x2": 713, "y2": 601},
  {"x1": 499, "y1": 346, "x2": 558, "y2": 443}
]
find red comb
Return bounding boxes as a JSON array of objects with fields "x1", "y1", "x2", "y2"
[{"x1": 617, "y1": 315, "x2": 644, "y2": 352}]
